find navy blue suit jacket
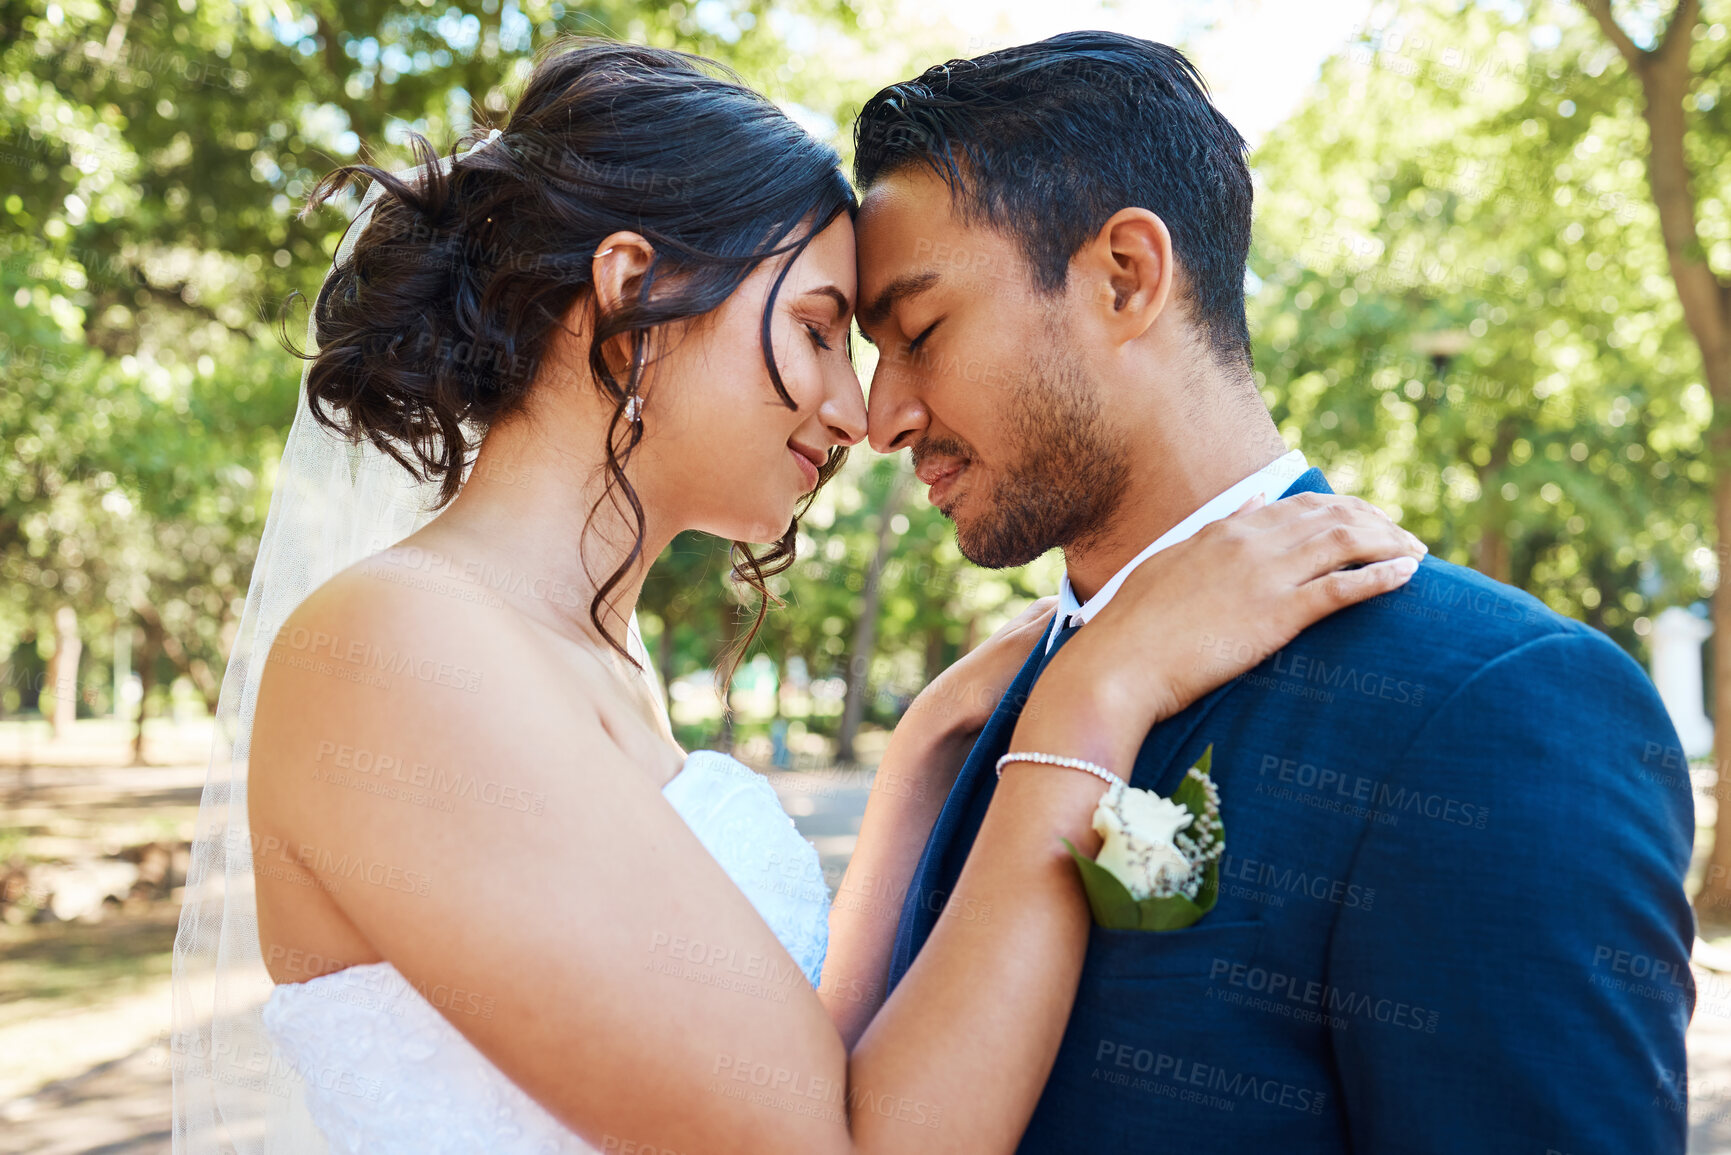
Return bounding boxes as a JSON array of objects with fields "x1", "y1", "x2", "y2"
[{"x1": 887, "y1": 469, "x2": 1695, "y2": 1153}]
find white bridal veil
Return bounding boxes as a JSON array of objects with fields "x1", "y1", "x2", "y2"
[{"x1": 169, "y1": 139, "x2": 663, "y2": 1154}]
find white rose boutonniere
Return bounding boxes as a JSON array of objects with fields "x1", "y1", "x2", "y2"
[{"x1": 1063, "y1": 744, "x2": 1225, "y2": 931}]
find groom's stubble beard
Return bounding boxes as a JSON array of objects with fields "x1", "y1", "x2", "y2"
[{"x1": 942, "y1": 323, "x2": 1130, "y2": 570}]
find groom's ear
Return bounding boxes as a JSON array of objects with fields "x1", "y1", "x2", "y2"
[{"x1": 1077, "y1": 208, "x2": 1176, "y2": 346}]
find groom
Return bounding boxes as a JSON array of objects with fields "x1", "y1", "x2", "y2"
[{"x1": 852, "y1": 32, "x2": 1695, "y2": 1153}]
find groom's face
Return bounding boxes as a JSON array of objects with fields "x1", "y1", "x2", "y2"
[{"x1": 855, "y1": 167, "x2": 1127, "y2": 568}]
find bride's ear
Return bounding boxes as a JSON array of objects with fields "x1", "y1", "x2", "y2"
[
  {"x1": 588, "y1": 231, "x2": 656, "y2": 371},
  {"x1": 1078, "y1": 208, "x2": 1175, "y2": 347}
]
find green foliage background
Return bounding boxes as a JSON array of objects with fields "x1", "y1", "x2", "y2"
[
  {"x1": 1250, "y1": 0, "x2": 1725, "y2": 657},
  {"x1": 0, "y1": 0, "x2": 1723, "y2": 748}
]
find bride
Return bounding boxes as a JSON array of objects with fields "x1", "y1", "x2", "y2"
[{"x1": 170, "y1": 37, "x2": 1423, "y2": 1155}]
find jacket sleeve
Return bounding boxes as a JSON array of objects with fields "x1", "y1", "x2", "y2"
[{"x1": 1327, "y1": 630, "x2": 1696, "y2": 1154}]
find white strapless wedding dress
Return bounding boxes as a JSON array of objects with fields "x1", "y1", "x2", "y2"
[{"x1": 261, "y1": 750, "x2": 831, "y2": 1154}]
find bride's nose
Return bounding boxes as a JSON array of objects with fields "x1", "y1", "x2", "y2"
[{"x1": 817, "y1": 370, "x2": 868, "y2": 448}]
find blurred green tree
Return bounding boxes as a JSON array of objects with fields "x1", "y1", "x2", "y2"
[{"x1": 1251, "y1": 0, "x2": 1714, "y2": 650}]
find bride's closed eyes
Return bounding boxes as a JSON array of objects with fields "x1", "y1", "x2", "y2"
[{"x1": 791, "y1": 283, "x2": 854, "y2": 356}]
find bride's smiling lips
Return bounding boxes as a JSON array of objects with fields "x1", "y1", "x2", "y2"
[{"x1": 788, "y1": 439, "x2": 825, "y2": 490}]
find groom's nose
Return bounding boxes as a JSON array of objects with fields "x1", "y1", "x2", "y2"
[{"x1": 866, "y1": 361, "x2": 928, "y2": 453}]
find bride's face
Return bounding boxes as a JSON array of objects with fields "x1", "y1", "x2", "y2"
[{"x1": 635, "y1": 215, "x2": 866, "y2": 545}]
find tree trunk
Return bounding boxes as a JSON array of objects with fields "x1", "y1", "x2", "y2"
[
  {"x1": 837, "y1": 470, "x2": 909, "y2": 765},
  {"x1": 132, "y1": 620, "x2": 159, "y2": 766},
  {"x1": 1579, "y1": 0, "x2": 1731, "y2": 916},
  {"x1": 48, "y1": 606, "x2": 82, "y2": 740},
  {"x1": 1476, "y1": 524, "x2": 1511, "y2": 588},
  {"x1": 111, "y1": 624, "x2": 131, "y2": 721},
  {"x1": 1702, "y1": 447, "x2": 1731, "y2": 922},
  {"x1": 133, "y1": 599, "x2": 222, "y2": 711},
  {"x1": 923, "y1": 625, "x2": 948, "y2": 687},
  {"x1": 1472, "y1": 421, "x2": 1517, "y2": 586}
]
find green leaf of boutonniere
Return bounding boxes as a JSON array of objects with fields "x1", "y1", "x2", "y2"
[
  {"x1": 1063, "y1": 838, "x2": 1141, "y2": 929},
  {"x1": 1067, "y1": 744, "x2": 1224, "y2": 933}
]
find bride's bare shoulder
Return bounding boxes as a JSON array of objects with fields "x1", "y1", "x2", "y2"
[
  {"x1": 251, "y1": 550, "x2": 580, "y2": 768},
  {"x1": 268, "y1": 554, "x2": 497, "y2": 680},
  {"x1": 249, "y1": 545, "x2": 684, "y2": 797}
]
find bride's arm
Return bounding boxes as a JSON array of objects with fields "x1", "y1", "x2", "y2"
[
  {"x1": 250, "y1": 493, "x2": 1420, "y2": 1155},
  {"x1": 821, "y1": 598, "x2": 1057, "y2": 1046}
]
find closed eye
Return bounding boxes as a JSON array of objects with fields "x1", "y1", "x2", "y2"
[
  {"x1": 805, "y1": 323, "x2": 833, "y2": 351},
  {"x1": 907, "y1": 319, "x2": 939, "y2": 354}
]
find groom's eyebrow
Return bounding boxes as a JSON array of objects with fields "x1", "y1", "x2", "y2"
[{"x1": 859, "y1": 270, "x2": 940, "y2": 330}]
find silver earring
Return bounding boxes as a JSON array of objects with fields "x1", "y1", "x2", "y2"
[{"x1": 624, "y1": 347, "x2": 646, "y2": 426}]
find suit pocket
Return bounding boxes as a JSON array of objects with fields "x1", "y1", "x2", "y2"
[{"x1": 1081, "y1": 918, "x2": 1265, "y2": 983}]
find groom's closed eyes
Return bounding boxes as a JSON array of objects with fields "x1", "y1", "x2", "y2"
[{"x1": 857, "y1": 269, "x2": 941, "y2": 349}]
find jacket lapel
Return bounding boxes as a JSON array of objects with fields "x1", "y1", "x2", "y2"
[{"x1": 1282, "y1": 467, "x2": 1332, "y2": 500}]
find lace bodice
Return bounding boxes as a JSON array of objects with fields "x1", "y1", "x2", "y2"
[{"x1": 261, "y1": 750, "x2": 830, "y2": 1153}]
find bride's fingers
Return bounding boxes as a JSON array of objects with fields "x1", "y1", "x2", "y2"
[
  {"x1": 1231, "y1": 492, "x2": 1391, "y2": 546},
  {"x1": 1289, "y1": 516, "x2": 1426, "y2": 585},
  {"x1": 1295, "y1": 554, "x2": 1421, "y2": 622},
  {"x1": 1225, "y1": 492, "x2": 1268, "y2": 519}
]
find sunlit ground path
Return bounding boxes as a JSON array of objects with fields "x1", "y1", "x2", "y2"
[{"x1": 1, "y1": 721, "x2": 1728, "y2": 1153}]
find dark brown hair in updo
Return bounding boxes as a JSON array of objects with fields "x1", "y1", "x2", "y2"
[{"x1": 296, "y1": 38, "x2": 855, "y2": 670}]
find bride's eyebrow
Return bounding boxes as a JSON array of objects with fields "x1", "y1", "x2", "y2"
[{"x1": 801, "y1": 285, "x2": 852, "y2": 320}]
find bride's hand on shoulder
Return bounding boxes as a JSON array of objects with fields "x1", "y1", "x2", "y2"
[{"x1": 1043, "y1": 492, "x2": 1426, "y2": 747}]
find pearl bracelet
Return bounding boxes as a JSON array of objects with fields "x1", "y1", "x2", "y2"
[{"x1": 995, "y1": 752, "x2": 1127, "y2": 789}]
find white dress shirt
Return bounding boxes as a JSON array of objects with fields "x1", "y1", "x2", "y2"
[{"x1": 1046, "y1": 449, "x2": 1310, "y2": 652}]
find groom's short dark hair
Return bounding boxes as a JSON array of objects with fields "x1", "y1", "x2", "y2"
[{"x1": 854, "y1": 31, "x2": 1253, "y2": 372}]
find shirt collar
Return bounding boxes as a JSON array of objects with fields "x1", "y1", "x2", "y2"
[{"x1": 1047, "y1": 449, "x2": 1310, "y2": 652}]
